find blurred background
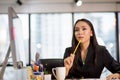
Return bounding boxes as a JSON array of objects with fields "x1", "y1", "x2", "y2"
[{"x1": 0, "y1": 0, "x2": 120, "y2": 79}]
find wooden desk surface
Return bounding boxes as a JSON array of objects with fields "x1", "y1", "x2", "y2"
[
  {"x1": 52, "y1": 79, "x2": 106, "y2": 80},
  {"x1": 65, "y1": 79, "x2": 103, "y2": 80},
  {"x1": 65, "y1": 78, "x2": 120, "y2": 80}
]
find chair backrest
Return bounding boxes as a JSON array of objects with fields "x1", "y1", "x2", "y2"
[{"x1": 39, "y1": 59, "x2": 64, "y2": 79}]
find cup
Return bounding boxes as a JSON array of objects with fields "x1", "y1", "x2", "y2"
[
  {"x1": 52, "y1": 67, "x2": 66, "y2": 80},
  {"x1": 44, "y1": 74, "x2": 51, "y2": 80}
]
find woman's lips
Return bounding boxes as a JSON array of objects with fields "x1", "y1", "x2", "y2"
[{"x1": 78, "y1": 35, "x2": 84, "y2": 38}]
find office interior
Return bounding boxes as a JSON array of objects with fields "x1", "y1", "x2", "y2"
[{"x1": 0, "y1": 0, "x2": 120, "y2": 80}]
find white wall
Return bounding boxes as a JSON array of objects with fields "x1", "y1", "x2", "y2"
[{"x1": 0, "y1": 1, "x2": 120, "y2": 13}]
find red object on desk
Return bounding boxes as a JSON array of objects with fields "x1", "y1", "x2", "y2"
[{"x1": 34, "y1": 64, "x2": 39, "y2": 72}]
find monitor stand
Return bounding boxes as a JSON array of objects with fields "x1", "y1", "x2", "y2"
[
  {"x1": 0, "y1": 45, "x2": 27, "y2": 80},
  {"x1": 0, "y1": 45, "x2": 11, "y2": 80}
]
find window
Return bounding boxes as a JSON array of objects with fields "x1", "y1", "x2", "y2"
[
  {"x1": 17, "y1": 14, "x2": 29, "y2": 64},
  {"x1": 0, "y1": 14, "x2": 9, "y2": 64},
  {"x1": 30, "y1": 13, "x2": 72, "y2": 61}
]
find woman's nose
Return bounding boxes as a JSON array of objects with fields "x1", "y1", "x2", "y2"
[{"x1": 78, "y1": 30, "x2": 83, "y2": 34}]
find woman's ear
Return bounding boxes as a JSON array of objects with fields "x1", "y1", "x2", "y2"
[
  {"x1": 90, "y1": 33, "x2": 93, "y2": 36},
  {"x1": 90, "y1": 31, "x2": 93, "y2": 36}
]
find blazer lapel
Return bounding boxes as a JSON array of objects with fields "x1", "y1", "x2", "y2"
[{"x1": 84, "y1": 44, "x2": 94, "y2": 64}]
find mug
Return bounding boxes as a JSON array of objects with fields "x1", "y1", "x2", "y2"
[{"x1": 52, "y1": 67, "x2": 66, "y2": 80}]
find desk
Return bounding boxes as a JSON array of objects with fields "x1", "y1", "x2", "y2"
[
  {"x1": 51, "y1": 79, "x2": 106, "y2": 80},
  {"x1": 65, "y1": 79, "x2": 103, "y2": 80},
  {"x1": 0, "y1": 67, "x2": 28, "y2": 80},
  {"x1": 65, "y1": 78, "x2": 120, "y2": 80}
]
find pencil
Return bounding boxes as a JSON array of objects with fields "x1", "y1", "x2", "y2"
[{"x1": 73, "y1": 40, "x2": 81, "y2": 55}]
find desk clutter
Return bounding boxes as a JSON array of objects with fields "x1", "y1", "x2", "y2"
[
  {"x1": 27, "y1": 52, "x2": 64, "y2": 80},
  {"x1": 27, "y1": 58, "x2": 64, "y2": 80},
  {"x1": 28, "y1": 61, "x2": 52, "y2": 80}
]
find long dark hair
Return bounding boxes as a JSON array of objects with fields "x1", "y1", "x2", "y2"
[
  {"x1": 72, "y1": 18, "x2": 98, "y2": 51},
  {"x1": 71, "y1": 18, "x2": 99, "y2": 67}
]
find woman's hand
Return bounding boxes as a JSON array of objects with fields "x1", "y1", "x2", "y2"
[
  {"x1": 64, "y1": 54, "x2": 75, "y2": 76},
  {"x1": 106, "y1": 73, "x2": 120, "y2": 80}
]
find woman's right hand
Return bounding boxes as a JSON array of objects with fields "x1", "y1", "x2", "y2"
[{"x1": 64, "y1": 54, "x2": 75, "y2": 76}]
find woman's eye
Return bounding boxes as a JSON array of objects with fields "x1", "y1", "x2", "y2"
[
  {"x1": 82, "y1": 28, "x2": 87, "y2": 30},
  {"x1": 75, "y1": 29, "x2": 79, "y2": 31}
]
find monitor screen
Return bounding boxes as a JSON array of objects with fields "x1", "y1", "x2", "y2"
[{"x1": 0, "y1": 7, "x2": 27, "y2": 80}]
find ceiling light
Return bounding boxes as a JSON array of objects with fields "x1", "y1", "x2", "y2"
[
  {"x1": 16, "y1": 0, "x2": 22, "y2": 6},
  {"x1": 75, "y1": 0, "x2": 82, "y2": 6}
]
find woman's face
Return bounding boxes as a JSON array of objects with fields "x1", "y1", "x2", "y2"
[{"x1": 74, "y1": 21, "x2": 93, "y2": 44}]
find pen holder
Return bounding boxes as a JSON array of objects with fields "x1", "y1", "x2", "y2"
[{"x1": 33, "y1": 72, "x2": 44, "y2": 80}]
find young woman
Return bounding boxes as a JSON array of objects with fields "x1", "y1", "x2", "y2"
[{"x1": 64, "y1": 18, "x2": 120, "y2": 79}]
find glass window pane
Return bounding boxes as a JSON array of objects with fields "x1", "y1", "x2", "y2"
[
  {"x1": 0, "y1": 14, "x2": 9, "y2": 64},
  {"x1": 30, "y1": 13, "x2": 72, "y2": 61},
  {"x1": 17, "y1": 14, "x2": 29, "y2": 64}
]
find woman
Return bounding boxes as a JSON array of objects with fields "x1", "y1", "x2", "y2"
[{"x1": 64, "y1": 18, "x2": 120, "y2": 79}]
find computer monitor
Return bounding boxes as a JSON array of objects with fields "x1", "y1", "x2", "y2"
[
  {"x1": 0, "y1": 7, "x2": 26, "y2": 80},
  {"x1": 8, "y1": 7, "x2": 26, "y2": 69}
]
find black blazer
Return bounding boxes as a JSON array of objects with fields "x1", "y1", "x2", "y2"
[{"x1": 63, "y1": 44, "x2": 120, "y2": 78}]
